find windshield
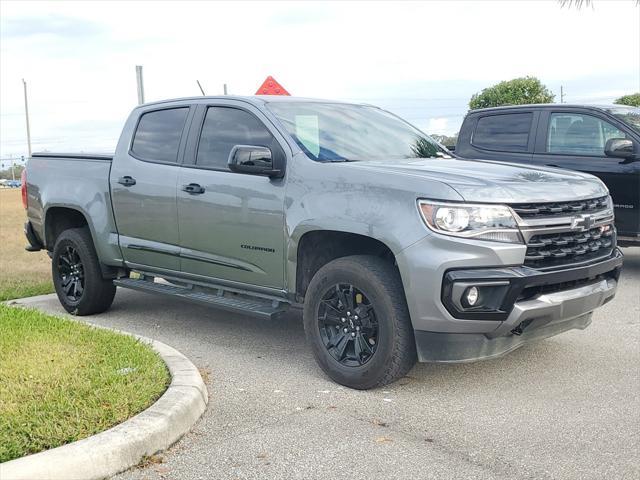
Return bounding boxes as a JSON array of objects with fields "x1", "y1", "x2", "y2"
[
  {"x1": 266, "y1": 101, "x2": 449, "y2": 162},
  {"x1": 604, "y1": 106, "x2": 640, "y2": 134}
]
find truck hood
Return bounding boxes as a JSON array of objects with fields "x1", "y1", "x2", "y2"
[{"x1": 338, "y1": 157, "x2": 608, "y2": 203}]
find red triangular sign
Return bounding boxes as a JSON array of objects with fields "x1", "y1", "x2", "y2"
[{"x1": 255, "y1": 76, "x2": 290, "y2": 96}]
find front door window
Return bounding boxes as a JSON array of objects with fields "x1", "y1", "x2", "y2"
[{"x1": 547, "y1": 113, "x2": 626, "y2": 156}]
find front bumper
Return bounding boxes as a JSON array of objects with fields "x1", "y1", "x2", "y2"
[
  {"x1": 617, "y1": 235, "x2": 639, "y2": 247},
  {"x1": 415, "y1": 275, "x2": 617, "y2": 362},
  {"x1": 441, "y1": 248, "x2": 623, "y2": 324},
  {"x1": 396, "y1": 233, "x2": 622, "y2": 362}
]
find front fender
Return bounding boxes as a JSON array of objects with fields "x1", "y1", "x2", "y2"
[{"x1": 283, "y1": 153, "x2": 464, "y2": 293}]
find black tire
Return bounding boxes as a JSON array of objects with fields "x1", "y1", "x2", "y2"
[
  {"x1": 303, "y1": 255, "x2": 417, "y2": 389},
  {"x1": 52, "y1": 227, "x2": 116, "y2": 316}
]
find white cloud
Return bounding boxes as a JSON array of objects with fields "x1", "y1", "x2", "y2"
[
  {"x1": 427, "y1": 118, "x2": 449, "y2": 135},
  {"x1": 1, "y1": 0, "x2": 639, "y2": 155}
]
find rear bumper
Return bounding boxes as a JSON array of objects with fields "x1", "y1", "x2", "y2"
[
  {"x1": 413, "y1": 249, "x2": 622, "y2": 363},
  {"x1": 24, "y1": 220, "x2": 43, "y2": 252}
]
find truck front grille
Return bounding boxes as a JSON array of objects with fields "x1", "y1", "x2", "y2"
[
  {"x1": 524, "y1": 224, "x2": 615, "y2": 269},
  {"x1": 511, "y1": 196, "x2": 609, "y2": 219}
]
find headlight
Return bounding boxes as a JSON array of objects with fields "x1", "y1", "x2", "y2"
[{"x1": 418, "y1": 200, "x2": 523, "y2": 244}]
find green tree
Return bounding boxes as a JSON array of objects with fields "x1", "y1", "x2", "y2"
[
  {"x1": 0, "y1": 165, "x2": 24, "y2": 180},
  {"x1": 469, "y1": 76, "x2": 555, "y2": 110},
  {"x1": 614, "y1": 93, "x2": 640, "y2": 107},
  {"x1": 410, "y1": 138, "x2": 440, "y2": 158},
  {"x1": 430, "y1": 133, "x2": 458, "y2": 148}
]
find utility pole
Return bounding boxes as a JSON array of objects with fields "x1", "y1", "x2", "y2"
[
  {"x1": 560, "y1": 85, "x2": 565, "y2": 104},
  {"x1": 135, "y1": 65, "x2": 145, "y2": 105},
  {"x1": 22, "y1": 79, "x2": 32, "y2": 158},
  {"x1": 223, "y1": 83, "x2": 228, "y2": 95}
]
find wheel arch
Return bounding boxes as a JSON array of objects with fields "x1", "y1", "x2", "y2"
[
  {"x1": 44, "y1": 205, "x2": 93, "y2": 251},
  {"x1": 44, "y1": 206, "x2": 120, "y2": 279},
  {"x1": 292, "y1": 229, "x2": 399, "y2": 300}
]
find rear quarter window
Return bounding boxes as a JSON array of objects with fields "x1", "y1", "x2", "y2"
[
  {"x1": 131, "y1": 108, "x2": 189, "y2": 163},
  {"x1": 472, "y1": 113, "x2": 533, "y2": 152}
]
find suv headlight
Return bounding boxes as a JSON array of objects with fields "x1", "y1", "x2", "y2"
[{"x1": 418, "y1": 200, "x2": 523, "y2": 244}]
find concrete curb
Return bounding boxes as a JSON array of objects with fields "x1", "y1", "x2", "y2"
[{"x1": 0, "y1": 298, "x2": 208, "y2": 480}]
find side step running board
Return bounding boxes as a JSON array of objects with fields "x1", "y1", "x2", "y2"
[{"x1": 113, "y1": 277, "x2": 289, "y2": 320}]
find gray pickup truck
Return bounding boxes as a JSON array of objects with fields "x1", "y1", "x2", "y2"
[{"x1": 23, "y1": 96, "x2": 623, "y2": 389}]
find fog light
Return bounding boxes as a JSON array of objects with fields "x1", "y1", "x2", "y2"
[{"x1": 465, "y1": 287, "x2": 479, "y2": 306}]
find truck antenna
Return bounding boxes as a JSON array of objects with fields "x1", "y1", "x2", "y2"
[{"x1": 196, "y1": 80, "x2": 206, "y2": 96}]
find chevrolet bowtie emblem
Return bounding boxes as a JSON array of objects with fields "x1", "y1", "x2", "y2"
[{"x1": 571, "y1": 214, "x2": 595, "y2": 231}]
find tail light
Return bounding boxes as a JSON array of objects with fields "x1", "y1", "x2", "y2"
[{"x1": 21, "y1": 169, "x2": 27, "y2": 209}]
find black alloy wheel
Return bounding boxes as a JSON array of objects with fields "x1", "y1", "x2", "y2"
[
  {"x1": 51, "y1": 227, "x2": 116, "y2": 316},
  {"x1": 317, "y1": 283, "x2": 379, "y2": 367},
  {"x1": 57, "y1": 245, "x2": 85, "y2": 303},
  {"x1": 303, "y1": 255, "x2": 417, "y2": 389}
]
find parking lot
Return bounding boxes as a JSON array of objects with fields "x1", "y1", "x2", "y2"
[{"x1": 13, "y1": 247, "x2": 640, "y2": 480}]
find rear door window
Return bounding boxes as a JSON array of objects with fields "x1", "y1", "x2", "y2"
[
  {"x1": 547, "y1": 113, "x2": 627, "y2": 156},
  {"x1": 131, "y1": 108, "x2": 189, "y2": 163},
  {"x1": 472, "y1": 113, "x2": 533, "y2": 152}
]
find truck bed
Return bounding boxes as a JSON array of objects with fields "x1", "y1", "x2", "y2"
[
  {"x1": 31, "y1": 152, "x2": 114, "y2": 161},
  {"x1": 26, "y1": 152, "x2": 122, "y2": 265}
]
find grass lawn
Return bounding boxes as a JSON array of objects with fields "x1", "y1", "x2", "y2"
[
  {"x1": 0, "y1": 189, "x2": 53, "y2": 301},
  {"x1": 0, "y1": 305, "x2": 170, "y2": 463}
]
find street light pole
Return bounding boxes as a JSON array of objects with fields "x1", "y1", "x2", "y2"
[{"x1": 22, "y1": 79, "x2": 32, "y2": 158}]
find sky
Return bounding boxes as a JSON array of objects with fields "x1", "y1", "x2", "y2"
[{"x1": 1, "y1": 0, "x2": 639, "y2": 164}]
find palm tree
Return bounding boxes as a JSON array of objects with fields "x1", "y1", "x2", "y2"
[
  {"x1": 410, "y1": 138, "x2": 439, "y2": 158},
  {"x1": 559, "y1": 0, "x2": 638, "y2": 6},
  {"x1": 559, "y1": 0, "x2": 592, "y2": 6}
]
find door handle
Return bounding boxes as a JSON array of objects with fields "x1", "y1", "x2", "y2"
[
  {"x1": 182, "y1": 183, "x2": 205, "y2": 194},
  {"x1": 117, "y1": 176, "x2": 136, "y2": 187}
]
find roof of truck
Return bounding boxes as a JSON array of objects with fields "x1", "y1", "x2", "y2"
[
  {"x1": 468, "y1": 103, "x2": 623, "y2": 114},
  {"x1": 137, "y1": 95, "x2": 359, "y2": 109}
]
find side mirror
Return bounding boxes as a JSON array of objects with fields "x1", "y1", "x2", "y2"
[
  {"x1": 227, "y1": 145, "x2": 283, "y2": 177},
  {"x1": 605, "y1": 138, "x2": 635, "y2": 159}
]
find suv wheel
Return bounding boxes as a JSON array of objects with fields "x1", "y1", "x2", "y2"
[
  {"x1": 303, "y1": 255, "x2": 417, "y2": 389},
  {"x1": 52, "y1": 227, "x2": 116, "y2": 315}
]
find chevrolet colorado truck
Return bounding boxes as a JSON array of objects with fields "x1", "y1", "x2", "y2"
[{"x1": 23, "y1": 96, "x2": 623, "y2": 389}]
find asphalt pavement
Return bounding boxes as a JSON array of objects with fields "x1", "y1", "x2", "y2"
[{"x1": 13, "y1": 248, "x2": 640, "y2": 480}]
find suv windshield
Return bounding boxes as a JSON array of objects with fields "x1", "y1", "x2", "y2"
[
  {"x1": 267, "y1": 101, "x2": 449, "y2": 162},
  {"x1": 604, "y1": 106, "x2": 640, "y2": 134}
]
